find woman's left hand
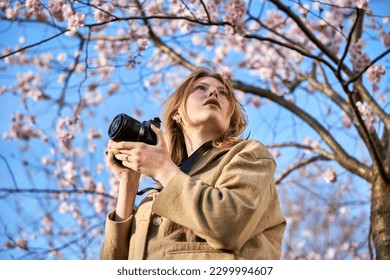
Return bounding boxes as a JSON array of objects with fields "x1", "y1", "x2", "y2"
[{"x1": 109, "y1": 125, "x2": 181, "y2": 186}]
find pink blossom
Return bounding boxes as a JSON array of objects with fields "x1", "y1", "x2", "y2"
[
  {"x1": 3, "y1": 241, "x2": 15, "y2": 249},
  {"x1": 323, "y1": 167, "x2": 337, "y2": 183},
  {"x1": 342, "y1": 112, "x2": 352, "y2": 129},
  {"x1": 349, "y1": 39, "x2": 371, "y2": 72},
  {"x1": 312, "y1": 1, "x2": 321, "y2": 10},
  {"x1": 55, "y1": 117, "x2": 81, "y2": 151},
  {"x1": 295, "y1": 3, "x2": 310, "y2": 17},
  {"x1": 41, "y1": 155, "x2": 51, "y2": 165},
  {"x1": 49, "y1": 0, "x2": 66, "y2": 22},
  {"x1": 62, "y1": 4, "x2": 73, "y2": 18},
  {"x1": 16, "y1": 239, "x2": 28, "y2": 250},
  {"x1": 264, "y1": 10, "x2": 286, "y2": 33},
  {"x1": 67, "y1": 12, "x2": 85, "y2": 35},
  {"x1": 271, "y1": 149, "x2": 281, "y2": 158},
  {"x1": 356, "y1": 101, "x2": 377, "y2": 132},
  {"x1": 25, "y1": 0, "x2": 44, "y2": 16},
  {"x1": 57, "y1": 73, "x2": 66, "y2": 84},
  {"x1": 5, "y1": 112, "x2": 41, "y2": 141},
  {"x1": 87, "y1": 128, "x2": 102, "y2": 140},
  {"x1": 57, "y1": 52, "x2": 67, "y2": 62},
  {"x1": 249, "y1": 96, "x2": 262, "y2": 108},
  {"x1": 145, "y1": 74, "x2": 162, "y2": 87},
  {"x1": 366, "y1": 64, "x2": 386, "y2": 84},
  {"x1": 94, "y1": 3, "x2": 114, "y2": 22},
  {"x1": 355, "y1": 0, "x2": 369, "y2": 10},
  {"x1": 134, "y1": 108, "x2": 143, "y2": 118},
  {"x1": 191, "y1": 34, "x2": 203, "y2": 46},
  {"x1": 108, "y1": 82, "x2": 120, "y2": 95},
  {"x1": 0, "y1": 85, "x2": 7, "y2": 95},
  {"x1": 137, "y1": 38, "x2": 149, "y2": 52},
  {"x1": 223, "y1": 0, "x2": 247, "y2": 34},
  {"x1": 5, "y1": 1, "x2": 21, "y2": 19},
  {"x1": 379, "y1": 31, "x2": 390, "y2": 48}
]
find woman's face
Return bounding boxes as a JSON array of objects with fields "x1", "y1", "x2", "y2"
[{"x1": 180, "y1": 76, "x2": 234, "y2": 136}]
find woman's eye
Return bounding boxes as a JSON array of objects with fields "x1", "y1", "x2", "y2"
[
  {"x1": 220, "y1": 90, "x2": 229, "y2": 97},
  {"x1": 194, "y1": 85, "x2": 207, "y2": 91}
]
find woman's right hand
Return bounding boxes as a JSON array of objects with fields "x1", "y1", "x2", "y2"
[
  {"x1": 106, "y1": 140, "x2": 140, "y2": 221},
  {"x1": 106, "y1": 140, "x2": 141, "y2": 183}
]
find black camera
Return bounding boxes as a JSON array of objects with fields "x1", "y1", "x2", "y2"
[{"x1": 108, "y1": 113, "x2": 161, "y2": 145}]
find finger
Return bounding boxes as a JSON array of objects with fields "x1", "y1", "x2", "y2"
[
  {"x1": 151, "y1": 124, "x2": 165, "y2": 146},
  {"x1": 106, "y1": 151, "x2": 121, "y2": 167},
  {"x1": 110, "y1": 141, "x2": 140, "y2": 150},
  {"x1": 114, "y1": 153, "x2": 130, "y2": 162}
]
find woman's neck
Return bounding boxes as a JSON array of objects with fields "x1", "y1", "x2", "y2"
[{"x1": 182, "y1": 129, "x2": 216, "y2": 156}]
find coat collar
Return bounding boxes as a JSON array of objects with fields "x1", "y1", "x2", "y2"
[{"x1": 186, "y1": 145, "x2": 231, "y2": 176}]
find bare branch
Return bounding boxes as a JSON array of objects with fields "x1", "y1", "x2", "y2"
[
  {"x1": 267, "y1": 141, "x2": 334, "y2": 160},
  {"x1": 0, "y1": 187, "x2": 115, "y2": 199},
  {"x1": 0, "y1": 155, "x2": 19, "y2": 190},
  {"x1": 307, "y1": 62, "x2": 351, "y2": 117},
  {"x1": 275, "y1": 155, "x2": 329, "y2": 185},
  {"x1": 0, "y1": 29, "x2": 68, "y2": 60}
]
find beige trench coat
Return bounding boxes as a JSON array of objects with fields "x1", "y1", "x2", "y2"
[{"x1": 99, "y1": 140, "x2": 286, "y2": 260}]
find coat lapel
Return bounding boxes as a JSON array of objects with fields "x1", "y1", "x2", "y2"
[{"x1": 187, "y1": 146, "x2": 230, "y2": 176}]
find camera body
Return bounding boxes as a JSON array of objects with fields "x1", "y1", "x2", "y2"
[{"x1": 108, "y1": 113, "x2": 161, "y2": 145}]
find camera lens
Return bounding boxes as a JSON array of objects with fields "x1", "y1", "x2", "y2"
[
  {"x1": 108, "y1": 113, "x2": 141, "y2": 142},
  {"x1": 110, "y1": 116, "x2": 121, "y2": 133}
]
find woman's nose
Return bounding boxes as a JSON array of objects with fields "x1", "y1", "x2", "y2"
[{"x1": 208, "y1": 88, "x2": 218, "y2": 98}]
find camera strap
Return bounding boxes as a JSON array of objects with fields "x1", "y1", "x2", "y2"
[
  {"x1": 178, "y1": 141, "x2": 213, "y2": 174},
  {"x1": 136, "y1": 141, "x2": 213, "y2": 196}
]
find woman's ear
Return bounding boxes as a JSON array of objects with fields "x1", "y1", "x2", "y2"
[{"x1": 172, "y1": 113, "x2": 182, "y2": 125}]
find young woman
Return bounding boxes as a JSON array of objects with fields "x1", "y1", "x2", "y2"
[{"x1": 100, "y1": 67, "x2": 286, "y2": 260}]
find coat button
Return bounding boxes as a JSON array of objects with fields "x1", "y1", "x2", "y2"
[{"x1": 152, "y1": 216, "x2": 162, "y2": 226}]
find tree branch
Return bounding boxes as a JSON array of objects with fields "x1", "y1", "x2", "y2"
[
  {"x1": 269, "y1": 0, "x2": 352, "y2": 76},
  {"x1": 0, "y1": 29, "x2": 68, "y2": 60},
  {"x1": 0, "y1": 187, "x2": 115, "y2": 199},
  {"x1": 267, "y1": 141, "x2": 334, "y2": 160},
  {"x1": 337, "y1": 8, "x2": 364, "y2": 77},
  {"x1": 232, "y1": 79, "x2": 372, "y2": 182},
  {"x1": 344, "y1": 85, "x2": 390, "y2": 185},
  {"x1": 275, "y1": 155, "x2": 329, "y2": 185}
]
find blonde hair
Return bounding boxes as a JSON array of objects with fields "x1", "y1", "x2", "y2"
[{"x1": 163, "y1": 67, "x2": 248, "y2": 165}]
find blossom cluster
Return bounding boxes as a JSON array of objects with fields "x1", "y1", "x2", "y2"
[
  {"x1": 349, "y1": 39, "x2": 371, "y2": 72},
  {"x1": 2, "y1": 112, "x2": 45, "y2": 142},
  {"x1": 366, "y1": 64, "x2": 386, "y2": 91},
  {"x1": 223, "y1": 0, "x2": 247, "y2": 34},
  {"x1": 356, "y1": 100, "x2": 377, "y2": 132}
]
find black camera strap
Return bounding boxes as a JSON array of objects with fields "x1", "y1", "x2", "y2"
[
  {"x1": 178, "y1": 141, "x2": 213, "y2": 174},
  {"x1": 136, "y1": 141, "x2": 213, "y2": 196}
]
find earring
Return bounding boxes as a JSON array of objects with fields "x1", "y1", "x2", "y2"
[{"x1": 173, "y1": 114, "x2": 182, "y2": 126}]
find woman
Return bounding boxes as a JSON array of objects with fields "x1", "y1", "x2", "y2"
[{"x1": 100, "y1": 67, "x2": 286, "y2": 260}]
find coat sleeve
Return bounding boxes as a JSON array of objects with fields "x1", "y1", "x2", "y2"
[
  {"x1": 99, "y1": 209, "x2": 133, "y2": 260},
  {"x1": 152, "y1": 140, "x2": 278, "y2": 251}
]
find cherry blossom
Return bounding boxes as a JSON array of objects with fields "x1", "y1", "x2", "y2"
[
  {"x1": 67, "y1": 12, "x2": 85, "y2": 35},
  {"x1": 94, "y1": 3, "x2": 115, "y2": 23},
  {"x1": 366, "y1": 64, "x2": 386, "y2": 84},
  {"x1": 1, "y1": 0, "x2": 389, "y2": 261},
  {"x1": 356, "y1": 100, "x2": 377, "y2": 132},
  {"x1": 48, "y1": 0, "x2": 66, "y2": 22},
  {"x1": 349, "y1": 39, "x2": 371, "y2": 72}
]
